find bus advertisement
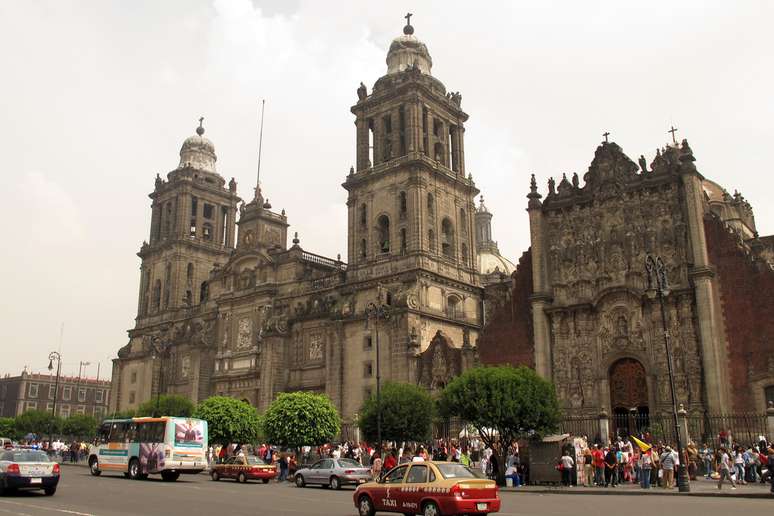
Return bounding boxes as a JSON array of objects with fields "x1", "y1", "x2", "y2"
[{"x1": 88, "y1": 417, "x2": 208, "y2": 482}]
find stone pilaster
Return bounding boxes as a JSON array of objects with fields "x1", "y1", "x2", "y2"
[
  {"x1": 681, "y1": 167, "x2": 729, "y2": 413},
  {"x1": 356, "y1": 114, "x2": 369, "y2": 170},
  {"x1": 527, "y1": 176, "x2": 551, "y2": 378}
]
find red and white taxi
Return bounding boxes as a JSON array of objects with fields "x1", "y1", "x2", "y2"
[{"x1": 353, "y1": 461, "x2": 500, "y2": 516}]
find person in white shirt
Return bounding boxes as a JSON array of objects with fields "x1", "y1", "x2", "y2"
[
  {"x1": 559, "y1": 452, "x2": 575, "y2": 486},
  {"x1": 717, "y1": 448, "x2": 736, "y2": 490}
]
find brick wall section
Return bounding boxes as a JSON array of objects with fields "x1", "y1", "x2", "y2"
[
  {"x1": 478, "y1": 249, "x2": 535, "y2": 367},
  {"x1": 704, "y1": 214, "x2": 774, "y2": 411}
]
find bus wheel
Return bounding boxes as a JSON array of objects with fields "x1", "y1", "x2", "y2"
[
  {"x1": 128, "y1": 459, "x2": 141, "y2": 480},
  {"x1": 89, "y1": 457, "x2": 101, "y2": 476},
  {"x1": 161, "y1": 471, "x2": 180, "y2": 482}
]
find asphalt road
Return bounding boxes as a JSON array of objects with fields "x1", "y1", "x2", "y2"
[{"x1": 0, "y1": 468, "x2": 771, "y2": 516}]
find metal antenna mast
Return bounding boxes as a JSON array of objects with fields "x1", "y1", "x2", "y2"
[{"x1": 256, "y1": 99, "x2": 266, "y2": 195}]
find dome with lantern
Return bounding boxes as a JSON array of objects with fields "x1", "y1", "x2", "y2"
[{"x1": 178, "y1": 119, "x2": 217, "y2": 174}]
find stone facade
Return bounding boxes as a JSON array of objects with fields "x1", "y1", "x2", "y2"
[
  {"x1": 478, "y1": 138, "x2": 774, "y2": 417},
  {"x1": 0, "y1": 371, "x2": 111, "y2": 420},
  {"x1": 110, "y1": 21, "x2": 517, "y2": 428}
]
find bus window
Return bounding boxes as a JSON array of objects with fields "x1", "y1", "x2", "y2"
[{"x1": 98, "y1": 423, "x2": 112, "y2": 443}]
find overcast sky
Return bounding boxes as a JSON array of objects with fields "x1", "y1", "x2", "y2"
[{"x1": 1, "y1": 0, "x2": 771, "y2": 378}]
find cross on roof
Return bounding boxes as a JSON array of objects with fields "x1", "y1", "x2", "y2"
[
  {"x1": 603, "y1": 131, "x2": 610, "y2": 143},
  {"x1": 668, "y1": 125, "x2": 678, "y2": 145},
  {"x1": 198, "y1": 117, "x2": 204, "y2": 128},
  {"x1": 405, "y1": 12, "x2": 413, "y2": 25}
]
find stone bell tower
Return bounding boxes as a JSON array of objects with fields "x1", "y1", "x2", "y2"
[
  {"x1": 342, "y1": 16, "x2": 482, "y2": 378},
  {"x1": 136, "y1": 119, "x2": 240, "y2": 319}
]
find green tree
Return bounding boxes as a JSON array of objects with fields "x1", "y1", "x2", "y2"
[
  {"x1": 358, "y1": 382, "x2": 433, "y2": 443},
  {"x1": 263, "y1": 392, "x2": 340, "y2": 448},
  {"x1": 439, "y1": 366, "x2": 560, "y2": 485},
  {"x1": 61, "y1": 414, "x2": 99, "y2": 440},
  {"x1": 14, "y1": 410, "x2": 63, "y2": 439},
  {"x1": 0, "y1": 418, "x2": 16, "y2": 439},
  {"x1": 137, "y1": 394, "x2": 195, "y2": 417},
  {"x1": 193, "y1": 396, "x2": 261, "y2": 446}
]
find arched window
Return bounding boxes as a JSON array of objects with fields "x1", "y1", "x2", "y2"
[
  {"x1": 200, "y1": 281, "x2": 209, "y2": 303},
  {"x1": 447, "y1": 296, "x2": 460, "y2": 319},
  {"x1": 399, "y1": 191, "x2": 407, "y2": 218},
  {"x1": 428, "y1": 229, "x2": 436, "y2": 253},
  {"x1": 461, "y1": 243, "x2": 468, "y2": 266},
  {"x1": 360, "y1": 238, "x2": 367, "y2": 260},
  {"x1": 359, "y1": 203, "x2": 367, "y2": 226},
  {"x1": 441, "y1": 218, "x2": 455, "y2": 258},
  {"x1": 377, "y1": 215, "x2": 390, "y2": 253},
  {"x1": 400, "y1": 228, "x2": 407, "y2": 254}
]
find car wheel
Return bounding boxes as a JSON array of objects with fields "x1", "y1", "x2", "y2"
[
  {"x1": 262, "y1": 478, "x2": 270, "y2": 484},
  {"x1": 295, "y1": 474, "x2": 305, "y2": 488},
  {"x1": 329, "y1": 476, "x2": 340, "y2": 490},
  {"x1": 357, "y1": 495, "x2": 375, "y2": 516},
  {"x1": 422, "y1": 501, "x2": 440, "y2": 516},
  {"x1": 44, "y1": 487, "x2": 56, "y2": 496},
  {"x1": 161, "y1": 471, "x2": 180, "y2": 482},
  {"x1": 89, "y1": 457, "x2": 101, "y2": 476},
  {"x1": 237, "y1": 472, "x2": 247, "y2": 483},
  {"x1": 128, "y1": 458, "x2": 141, "y2": 480},
  {"x1": 211, "y1": 470, "x2": 220, "y2": 481}
]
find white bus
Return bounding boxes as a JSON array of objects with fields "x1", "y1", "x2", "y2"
[{"x1": 88, "y1": 417, "x2": 208, "y2": 482}]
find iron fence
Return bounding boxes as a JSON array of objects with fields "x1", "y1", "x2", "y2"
[
  {"x1": 686, "y1": 413, "x2": 768, "y2": 446},
  {"x1": 558, "y1": 416, "x2": 600, "y2": 441}
]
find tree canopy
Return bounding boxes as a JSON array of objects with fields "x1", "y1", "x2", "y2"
[
  {"x1": 61, "y1": 414, "x2": 99, "y2": 440},
  {"x1": 263, "y1": 392, "x2": 340, "y2": 448},
  {"x1": 358, "y1": 382, "x2": 434, "y2": 443},
  {"x1": 0, "y1": 418, "x2": 16, "y2": 439},
  {"x1": 13, "y1": 410, "x2": 62, "y2": 438},
  {"x1": 439, "y1": 366, "x2": 560, "y2": 483},
  {"x1": 193, "y1": 396, "x2": 261, "y2": 446},
  {"x1": 137, "y1": 394, "x2": 195, "y2": 418}
]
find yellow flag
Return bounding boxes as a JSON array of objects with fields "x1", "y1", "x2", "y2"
[{"x1": 630, "y1": 435, "x2": 652, "y2": 452}]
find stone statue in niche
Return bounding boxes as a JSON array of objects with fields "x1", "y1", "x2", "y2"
[
  {"x1": 181, "y1": 355, "x2": 191, "y2": 378},
  {"x1": 237, "y1": 318, "x2": 252, "y2": 350},
  {"x1": 616, "y1": 315, "x2": 628, "y2": 337},
  {"x1": 308, "y1": 334, "x2": 323, "y2": 361}
]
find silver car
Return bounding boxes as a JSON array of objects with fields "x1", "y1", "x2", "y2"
[{"x1": 294, "y1": 458, "x2": 371, "y2": 489}]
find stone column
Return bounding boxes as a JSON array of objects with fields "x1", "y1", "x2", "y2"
[
  {"x1": 450, "y1": 126, "x2": 460, "y2": 173},
  {"x1": 406, "y1": 102, "x2": 417, "y2": 153},
  {"x1": 598, "y1": 410, "x2": 610, "y2": 445},
  {"x1": 390, "y1": 109, "x2": 400, "y2": 159},
  {"x1": 681, "y1": 166, "x2": 729, "y2": 413},
  {"x1": 356, "y1": 114, "x2": 369, "y2": 171},
  {"x1": 372, "y1": 115, "x2": 383, "y2": 166},
  {"x1": 458, "y1": 125, "x2": 466, "y2": 175},
  {"x1": 149, "y1": 204, "x2": 161, "y2": 243},
  {"x1": 527, "y1": 180, "x2": 551, "y2": 378}
]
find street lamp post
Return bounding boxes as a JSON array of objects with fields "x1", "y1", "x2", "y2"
[
  {"x1": 149, "y1": 337, "x2": 165, "y2": 417},
  {"x1": 47, "y1": 351, "x2": 62, "y2": 451},
  {"x1": 645, "y1": 255, "x2": 690, "y2": 492},
  {"x1": 364, "y1": 285, "x2": 391, "y2": 456}
]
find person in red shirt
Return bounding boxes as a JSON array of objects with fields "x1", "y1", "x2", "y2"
[
  {"x1": 383, "y1": 450, "x2": 397, "y2": 472},
  {"x1": 592, "y1": 445, "x2": 605, "y2": 486}
]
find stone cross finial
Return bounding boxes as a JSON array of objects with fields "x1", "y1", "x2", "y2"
[
  {"x1": 669, "y1": 125, "x2": 678, "y2": 145},
  {"x1": 603, "y1": 131, "x2": 610, "y2": 143},
  {"x1": 405, "y1": 12, "x2": 412, "y2": 25},
  {"x1": 196, "y1": 117, "x2": 205, "y2": 136}
]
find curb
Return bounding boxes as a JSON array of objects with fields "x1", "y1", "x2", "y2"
[{"x1": 501, "y1": 487, "x2": 774, "y2": 500}]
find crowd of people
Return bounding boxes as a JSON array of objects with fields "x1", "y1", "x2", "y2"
[
  {"x1": 4, "y1": 438, "x2": 91, "y2": 463},
  {"x1": 557, "y1": 435, "x2": 774, "y2": 492}
]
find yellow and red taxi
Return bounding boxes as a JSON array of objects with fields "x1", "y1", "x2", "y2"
[
  {"x1": 353, "y1": 461, "x2": 500, "y2": 516},
  {"x1": 210, "y1": 455, "x2": 277, "y2": 483}
]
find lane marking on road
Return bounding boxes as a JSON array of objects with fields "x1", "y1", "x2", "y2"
[
  {"x1": 0, "y1": 507, "x2": 34, "y2": 516},
  {"x1": 0, "y1": 499, "x2": 96, "y2": 516}
]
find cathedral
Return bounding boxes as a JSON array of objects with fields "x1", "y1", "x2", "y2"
[
  {"x1": 111, "y1": 18, "x2": 774, "y2": 429},
  {"x1": 109, "y1": 19, "x2": 514, "y2": 429},
  {"x1": 478, "y1": 138, "x2": 774, "y2": 422}
]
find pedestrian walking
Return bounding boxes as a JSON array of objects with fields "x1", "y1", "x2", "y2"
[
  {"x1": 717, "y1": 447, "x2": 736, "y2": 490},
  {"x1": 659, "y1": 446, "x2": 676, "y2": 489},
  {"x1": 559, "y1": 451, "x2": 574, "y2": 487}
]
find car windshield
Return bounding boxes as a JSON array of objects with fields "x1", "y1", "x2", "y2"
[
  {"x1": 337, "y1": 458, "x2": 362, "y2": 468},
  {"x1": 246, "y1": 456, "x2": 267, "y2": 465},
  {"x1": 2, "y1": 451, "x2": 50, "y2": 463},
  {"x1": 436, "y1": 463, "x2": 483, "y2": 479}
]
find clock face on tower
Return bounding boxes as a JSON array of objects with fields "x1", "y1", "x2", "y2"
[{"x1": 242, "y1": 230, "x2": 254, "y2": 246}]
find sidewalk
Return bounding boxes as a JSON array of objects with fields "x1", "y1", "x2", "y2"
[{"x1": 502, "y1": 478, "x2": 774, "y2": 499}]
